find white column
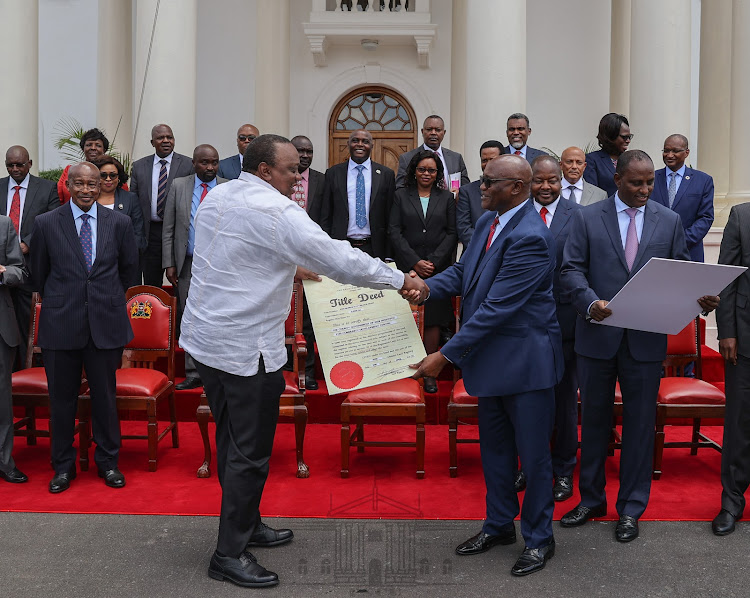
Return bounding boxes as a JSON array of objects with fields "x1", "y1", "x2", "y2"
[
  {"x1": 725, "y1": 0, "x2": 750, "y2": 217},
  {"x1": 97, "y1": 0, "x2": 133, "y2": 161},
  {"x1": 0, "y1": 0, "x2": 38, "y2": 172},
  {"x1": 629, "y1": 0, "x2": 692, "y2": 162},
  {"x1": 609, "y1": 0, "x2": 631, "y2": 116},
  {"x1": 449, "y1": 0, "x2": 467, "y2": 160},
  {"x1": 254, "y1": 0, "x2": 290, "y2": 137},
  {"x1": 133, "y1": 0, "x2": 197, "y2": 159},
  {"x1": 464, "y1": 0, "x2": 525, "y2": 182}
]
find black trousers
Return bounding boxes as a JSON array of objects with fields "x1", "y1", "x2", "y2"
[
  {"x1": 552, "y1": 339, "x2": 578, "y2": 478},
  {"x1": 43, "y1": 340, "x2": 123, "y2": 474},
  {"x1": 721, "y1": 354, "x2": 750, "y2": 517},
  {"x1": 196, "y1": 356, "x2": 285, "y2": 557},
  {"x1": 10, "y1": 286, "x2": 31, "y2": 369},
  {"x1": 141, "y1": 221, "x2": 164, "y2": 287}
]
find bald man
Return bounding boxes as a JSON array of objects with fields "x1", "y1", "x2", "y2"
[
  {"x1": 218, "y1": 124, "x2": 260, "y2": 180},
  {"x1": 559, "y1": 147, "x2": 607, "y2": 206},
  {"x1": 163, "y1": 145, "x2": 227, "y2": 390}
]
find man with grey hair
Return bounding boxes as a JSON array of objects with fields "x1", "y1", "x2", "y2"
[{"x1": 504, "y1": 113, "x2": 548, "y2": 165}]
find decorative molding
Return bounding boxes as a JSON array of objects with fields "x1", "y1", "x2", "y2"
[
  {"x1": 414, "y1": 35, "x2": 432, "y2": 68},
  {"x1": 308, "y1": 35, "x2": 328, "y2": 67}
]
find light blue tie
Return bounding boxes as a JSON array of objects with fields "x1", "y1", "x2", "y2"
[
  {"x1": 668, "y1": 172, "x2": 677, "y2": 208},
  {"x1": 355, "y1": 165, "x2": 367, "y2": 228},
  {"x1": 79, "y1": 214, "x2": 93, "y2": 271}
]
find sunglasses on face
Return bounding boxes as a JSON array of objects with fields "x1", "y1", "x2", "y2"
[
  {"x1": 619, "y1": 134, "x2": 634, "y2": 141},
  {"x1": 238, "y1": 135, "x2": 256, "y2": 142},
  {"x1": 100, "y1": 172, "x2": 119, "y2": 180}
]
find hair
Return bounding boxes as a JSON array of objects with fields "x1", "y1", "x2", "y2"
[
  {"x1": 597, "y1": 113, "x2": 630, "y2": 155},
  {"x1": 615, "y1": 149, "x2": 653, "y2": 176},
  {"x1": 423, "y1": 115, "x2": 444, "y2": 127},
  {"x1": 79, "y1": 128, "x2": 110, "y2": 153},
  {"x1": 92, "y1": 154, "x2": 127, "y2": 188},
  {"x1": 531, "y1": 154, "x2": 562, "y2": 176},
  {"x1": 291, "y1": 135, "x2": 312, "y2": 145},
  {"x1": 404, "y1": 149, "x2": 445, "y2": 190},
  {"x1": 480, "y1": 139, "x2": 505, "y2": 154},
  {"x1": 243, "y1": 134, "x2": 290, "y2": 173},
  {"x1": 665, "y1": 133, "x2": 689, "y2": 149},
  {"x1": 507, "y1": 113, "x2": 530, "y2": 127}
]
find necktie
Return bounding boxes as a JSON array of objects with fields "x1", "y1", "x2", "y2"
[
  {"x1": 568, "y1": 186, "x2": 577, "y2": 203},
  {"x1": 199, "y1": 183, "x2": 209, "y2": 203},
  {"x1": 624, "y1": 207, "x2": 639, "y2": 271},
  {"x1": 355, "y1": 165, "x2": 367, "y2": 228},
  {"x1": 79, "y1": 213, "x2": 93, "y2": 272},
  {"x1": 485, "y1": 215, "x2": 500, "y2": 252},
  {"x1": 668, "y1": 172, "x2": 677, "y2": 208},
  {"x1": 514, "y1": 150, "x2": 522, "y2": 156},
  {"x1": 539, "y1": 206, "x2": 549, "y2": 226},
  {"x1": 156, "y1": 159, "x2": 168, "y2": 219},
  {"x1": 9, "y1": 186, "x2": 21, "y2": 235},
  {"x1": 293, "y1": 181, "x2": 306, "y2": 209}
]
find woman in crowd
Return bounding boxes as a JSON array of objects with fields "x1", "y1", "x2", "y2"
[
  {"x1": 583, "y1": 113, "x2": 633, "y2": 197},
  {"x1": 388, "y1": 149, "x2": 457, "y2": 394}
]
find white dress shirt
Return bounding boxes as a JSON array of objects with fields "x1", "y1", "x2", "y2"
[
  {"x1": 614, "y1": 193, "x2": 645, "y2": 247},
  {"x1": 533, "y1": 197, "x2": 560, "y2": 227},
  {"x1": 180, "y1": 171, "x2": 405, "y2": 377},
  {"x1": 346, "y1": 158, "x2": 372, "y2": 238},
  {"x1": 150, "y1": 152, "x2": 174, "y2": 221},
  {"x1": 5, "y1": 173, "x2": 29, "y2": 231},
  {"x1": 563, "y1": 177, "x2": 584, "y2": 203}
]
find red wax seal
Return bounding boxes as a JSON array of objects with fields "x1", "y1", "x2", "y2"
[{"x1": 329, "y1": 361, "x2": 364, "y2": 390}]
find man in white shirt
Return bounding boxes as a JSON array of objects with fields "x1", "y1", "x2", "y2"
[
  {"x1": 181, "y1": 134, "x2": 426, "y2": 589},
  {"x1": 217, "y1": 124, "x2": 259, "y2": 180},
  {"x1": 559, "y1": 147, "x2": 607, "y2": 206}
]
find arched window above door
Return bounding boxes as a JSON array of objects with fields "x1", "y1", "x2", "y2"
[{"x1": 334, "y1": 91, "x2": 413, "y2": 131}]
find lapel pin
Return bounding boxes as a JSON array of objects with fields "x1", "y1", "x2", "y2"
[
  {"x1": 685, "y1": 175, "x2": 690, "y2": 180},
  {"x1": 376, "y1": 169, "x2": 381, "y2": 174},
  {"x1": 118, "y1": 204, "x2": 124, "y2": 209}
]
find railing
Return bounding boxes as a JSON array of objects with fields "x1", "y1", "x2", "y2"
[{"x1": 314, "y1": 0, "x2": 430, "y2": 13}]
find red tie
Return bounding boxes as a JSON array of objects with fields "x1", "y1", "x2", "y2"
[
  {"x1": 199, "y1": 183, "x2": 209, "y2": 202},
  {"x1": 9, "y1": 186, "x2": 21, "y2": 235},
  {"x1": 539, "y1": 206, "x2": 549, "y2": 226},
  {"x1": 485, "y1": 215, "x2": 499, "y2": 252},
  {"x1": 514, "y1": 150, "x2": 522, "y2": 156}
]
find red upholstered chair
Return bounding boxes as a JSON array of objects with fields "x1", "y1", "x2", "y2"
[
  {"x1": 653, "y1": 317, "x2": 725, "y2": 479},
  {"x1": 340, "y1": 304, "x2": 425, "y2": 479},
  {"x1": 12, "y1": 293, "x2": 89, "y2": 467},
  {"x1": 79, "y1": 286, "x2": 178, "y2": 471},
  {"x1": 196, "y1": 282, "x2": 309, "y2": 478}
]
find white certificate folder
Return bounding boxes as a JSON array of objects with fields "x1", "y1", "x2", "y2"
[{"x1": 593, "y1": 258, "x2": 746, "y2": 335}]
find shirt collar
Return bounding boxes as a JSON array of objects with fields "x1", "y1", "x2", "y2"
[
  {"x1": 194, "y1": 176, "x2": 217, "y2": 191},
  {"x1": 11, "y1": 174, "x2": 30, "y2": 190},
  {"x1": 153, "y1": 152, "x2": 174, "y2": 166},
  {"x1": 299, "y1": 169, "x2": 309, "y2": 182},
  {"x1": 614, "y1": 193, "x2": 645, "y2": 213},
  {"x1": 668, "y1": 164, "x2": 687, "y2": 178},
  {"x1": 348, "y1": 158, "x2": 371, "y2": 172},
  {"x1": 238, "y1": 171, "x2": 283, "y2": 194},
  {"x1": 563, "y1": 177, "x2": 584, "y2": 190},
  {"x1": 70, "y1": 199, "x2": 98, "y2": 220},
  {"x1": 423, "y1": 144, "x2": 442, "y2": 155},
  {"x1": 533, "y1": 196, "x2": 560, "y2": 213},
  {"x1": 496, "y1": 199, "x2": 529, "y2": 230},
  {"x1": 512, "y1": 145, "x2": 528, "y2": 157}
]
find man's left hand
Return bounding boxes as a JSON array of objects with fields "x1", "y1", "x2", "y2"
[
  {"x1": 295, "y1": 266, "x2": 321, "y2": 282},
  {"x1": 697, "y1": 295, "x2": 720, "y2": 313},
  {"x1": 410, "y1": 351, "x2": 449, "y2": 379},
  {"x1": 19, "y1": 242, "x2": 29, "y2": 255}
]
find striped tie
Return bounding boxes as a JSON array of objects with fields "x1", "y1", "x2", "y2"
[{"x1": 156, "y1": 159, "x2": 168, "y2": 219}]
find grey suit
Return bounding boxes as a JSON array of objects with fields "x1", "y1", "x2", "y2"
[
  {"x1": 561, "y1": 179, "x2": 607, "y2": 207},
  {"x1": 162, "y1": 174, "x2": 227, "y2": 380},
  {"x1": 396, "y1": 145, "x2": 470, "y2": 189},
  {"x1": 0, "y1": 216, "x2": 27, "y2": 473}
]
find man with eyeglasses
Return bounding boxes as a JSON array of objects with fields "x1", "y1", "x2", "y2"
[
  {"x1": 218, "y1": 124, "x2": 260, "y2": 180},
  {"x1": 649, "y1": 134, "x2": 714, "y2": 262}
]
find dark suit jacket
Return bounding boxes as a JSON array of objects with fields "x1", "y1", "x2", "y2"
[
  {"x1": 112, "y1": 188, "x2": 147, "y2": 252},
  {"x1": 129, "y1": 153, "x2": 193, "y2": 236},
  {"x1": 217, "y1": 154, "x2": 242, "y2": 180},
  {"x1": 650, "y1": 167, "x2": 714, "y2": 262},
  {"x1": 547, "y1": 198, "x2": 582, "y2": 341},
  {"x1": 0, "y1": 216, "x2": 26, "y2": 348},
  {"x1": 504, "y1": 145, "x2": 549, "y2": 165},
  {"x1": 427, "y1": 201, "x2": 564, "y2": 397},
  {"x1": 396, "y1": 146, "x2": 470, "y2": 189},
  {"x1": 717, "y1": 202, "x2": 750, "y2": 358},
  {"x1": 560, "y1": 196, "x2": 690, "y2": 362},
  {"x1": 306, "y1": 168, "x2": 325, "y2": 225},
  {"x1": 29, "y1": 202, "x2": 139, "y2": 350},
  {"x1": 456, "y1": 180, "x2": 485, "y2": 246},
  {"x1": 583, "y1": 149, "x2": 618, "y2": 197},
  {"x1": 320, "y1": 161, "x2": 396, "y2": 260},
  {"x1": 0, "y1": 175, "x2": 59, "y2": 248},
  {"x1": 388, "y1": 186, "x2": 457, "y2": 273}
]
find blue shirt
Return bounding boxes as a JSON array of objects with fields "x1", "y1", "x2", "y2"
[
  {"x1": 666, "y1": 164, "x2": 686, "y2": 195},
  {"x1": 488, "y1": 199, "x2": 528, "y2": 248},
  {"x1": 70, "y1": 200, "x2": 98, "y2": 264},
  {"x1": 188, "y1": 177, "x2": 217, "y2": 256}
]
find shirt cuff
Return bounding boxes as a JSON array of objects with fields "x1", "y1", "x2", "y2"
[
  {"x1": 391, "y1": 269, "x2": 405, "y2": 290},
  {"x1": 440, "y1": 350, "x2": 453, "y2": 364},
  {"x1": 586, "y1": 300, "x2": 598, "y2": 321}
]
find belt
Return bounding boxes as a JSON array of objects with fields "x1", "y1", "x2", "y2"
[{"x1": 347, "y1": 237, "x2": 371, "y2": 247}]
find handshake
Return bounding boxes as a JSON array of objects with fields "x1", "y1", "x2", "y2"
[{"x1": 399, "y1": 270, "x2": 430, "y2": 304}]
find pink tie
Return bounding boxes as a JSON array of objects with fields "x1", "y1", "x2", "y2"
[
  {"x1": 624, "y1": 208, "x2": 639, "y2": 271},
  {"x1": 539, "y1": 206, "x2": 549, "y2": 226}
]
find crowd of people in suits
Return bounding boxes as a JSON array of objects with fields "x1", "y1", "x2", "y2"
[{"x1": 1, "y1": 107, "x2": 749, "y2": 582}]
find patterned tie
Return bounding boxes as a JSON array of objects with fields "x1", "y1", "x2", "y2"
[
  {"x1": 156, "y1": 159, "x2": 168, "y2": 219},
  {"x1": 567, "y1": 186, "x2": 577, "y2": 203},
  {"x1": 514, "y1": 150, "x2": 522, "y2": 156},
  {"x1": 355, "y1": 165, "x2": 367, "y2": 228},
  {"x1": 540, "y1": 206, "x2": 549, "y2": 226},
  {"x1": 485, "y1": 215, "x2": 500, "y2": 252},
  {"x1": 624, "y1": 207, "x2": 639, "y2": 271},
  {"x1": 293, "y1": 181, "x2": 306, "y2": 209},
  {"x1": 668, "y1": 172, "x2": 677, "y2": 208},
  {"x1": 9, "y1": 186, "x2": 21, "y2": 235},
  {"x1": 199, "y1": 183, "x2": 209, "y2": 203},
  {"x1": 79, "y1": 213, "x2": 93, "y2": 272}
]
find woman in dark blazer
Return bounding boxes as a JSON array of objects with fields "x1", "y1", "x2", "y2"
[
  {"x1": 388, "y1": 149, "x2": 457, "y2": 394},
  {"x1": 583, "y1": 112, "x2": 633, "y2": 197}
]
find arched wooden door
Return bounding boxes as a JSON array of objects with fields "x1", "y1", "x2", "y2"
[{"x1": 328, "y1": 86, "x2": 418, "y2": 171}]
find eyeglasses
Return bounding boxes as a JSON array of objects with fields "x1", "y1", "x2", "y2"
[
  {"x1": 619, "y1": 134, "x2": 635, "y2": 141},
  {"x1": 5, "y1": 162, "x2": 28, "y2": 169},
  {"x1": 238, "y1": 135, "x2": 257, "y2": 142},
  {"x1": 480, "y1": 176, "x2": 520, "y2": 188},
  {"x1": 100, "y1": 172, "x2": 119, "y2": 180},
  {"x1": 415, "y1": 167, "x2": 438, "y2": 175}
]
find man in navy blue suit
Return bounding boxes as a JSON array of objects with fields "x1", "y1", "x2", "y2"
[
  {"x1": 410, "y1": 154, "x2": 563, "y2": 576},
  {"x1": 650, "y1": 134, "x2": 714, "y2": 262},
  {"x1": 559, "y1": 150, "x2": 718, "y2": 542},
  {"x1": 31, "y1": 162, "x2": 139, "y2": 494},
  {"x1": 217, "y1": 124, "x2": 259, "y2": 180}
]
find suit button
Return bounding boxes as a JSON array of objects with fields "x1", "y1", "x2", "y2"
[{"x1": 422, "y1": 229, "x2": 426, "y2": 233}]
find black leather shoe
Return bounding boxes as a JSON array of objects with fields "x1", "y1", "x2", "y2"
[
  {"x1": 98, "y1": 468, "x2": 126, "y2": 489},
  {"x1": 49, "y1": 471, "x2": 76, "y2": 494},
  {"x1": 712, "y1": 509, "x2": 739, "y2": 536},
  {"x1": 0, "y1": 467, "x2": 28, "y2": 483},
  {"x1": 615, "y1": 515, "x2": 639, "y2": 542},
  {"x1": 424, "y1": 377, "x2": 438, "y2": 394},
  {"x1": 176, "y1": 377, "x2": 203, "y2": 390},
  {"x1": 560, "y1": 502, "x2": 607, "y2": 527},
  {"x1": 511, "y1": 540, "x2": 555, "y2": 576},
  {"x1": 208, "y1": 551, "x2": 279, "y2": 588},
  {"x1": 246, "y1": 522, "x2": 294, "y2": 547},
  {"x1": 514, "y1": 470, "x2": 526, "y2": 493},
  {"x1": 455, "y1": 528, "x2": 516, "y2": 555},
  {"x1": 553, "y1": 476, "x2": 573, "y2": 502},
  {"x1": 305, "y1": 375, "x2": 319, "y2": 391}
]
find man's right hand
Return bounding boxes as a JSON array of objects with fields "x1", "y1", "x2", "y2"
[
  {"x1": 413, "y1": 260, "x2": 434, "y2": 278},
  {"x1": 719, "y1": 337, "x2": 738, "y2": 366},
  {"x1": 400, "y1": 270, "x2": 429, "y2": 304},
  {"x1": 165, "y1": 266, "x2": 178, "y2": 287},
  {"x1": 589, "y1": 300, "x2": 612, "y2": 322}
]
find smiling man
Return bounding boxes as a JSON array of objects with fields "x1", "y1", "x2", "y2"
[
  {"x1": 559, "y1": 146, "x2": 607, "y2": 206},
  {"x1": 503, "y1": 113, "x2": 548, "y2": 164}
]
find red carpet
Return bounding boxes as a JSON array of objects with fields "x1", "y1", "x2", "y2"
[{"x1": 1, "y1": 420, "x2": 723, "y2": 521}]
